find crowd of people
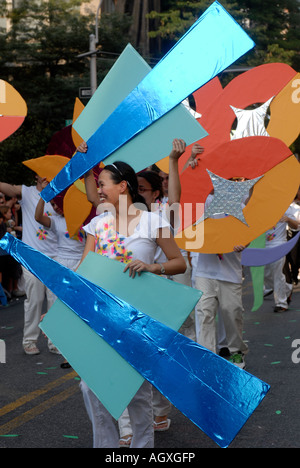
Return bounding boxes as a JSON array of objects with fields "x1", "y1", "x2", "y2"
[
  {"x1": 0, "y1": 192, "x2": 25, "y2": 302},
  {"x1": 0, "y1": 139, "x2": 299, "y2": 448}
]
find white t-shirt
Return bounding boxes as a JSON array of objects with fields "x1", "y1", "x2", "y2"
[
  {"x1": 48, "y1": 215, "x2": 85, "y2": 260},
  {"x1": 19, "y1": 185, "x2": 58, "y2": 257},
  {"x1": 151, "y1": 197, "x2": 187, "y2": 262},
  {"x1": 195, "y1": 194, "x2": 243, "y2": 284},
  {"x1": 195, "y1": 251, "x2": 242, "y2": 284},
  {"x1": 287, "y1": 202, "x2": 300, "y2": 232},
  {"x1": 265, "y1": 205, "x2": 297, "y2": 247},
  {"x1": 83, "y1": 211, "x2": 170, "y2": 265}
]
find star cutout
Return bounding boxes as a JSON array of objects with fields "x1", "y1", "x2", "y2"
[{"x1": 204, "y1": 170, "x2": 263, "y2": 225}]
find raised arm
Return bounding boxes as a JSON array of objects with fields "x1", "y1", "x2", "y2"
[
  {"x1": 34, "y1": 178, "x2": 51, "y2": 228},
  {"x1": 167, "y1": 138, "x2": 186, "y2": 206},
  {"x1": 0, "y1": 182, "x2": 22, "y2": 199},
  {"x1": 35, "y1": 197, "x2": 51, "y2": 228},
  {"x1": 77, "y1": 142, "x2": 100, "y2": 208},
  {"x1": 182, "y1": 142, "x2": 204, "y2": 171}
]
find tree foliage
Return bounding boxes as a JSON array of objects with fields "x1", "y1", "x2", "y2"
[
  {"x1": 148, "y1": 0, "x2": 300, "y2": 69},
  {"x1": 0, "y1": 0, "x2": 132, "y2": 183}
]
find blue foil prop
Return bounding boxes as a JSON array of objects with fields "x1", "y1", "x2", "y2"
[
  {"x1": 0, "y1": 233, "x2": 269, "y2": 448},
  {"x1": 41, "y1": 1, "x2": 255, "y2": 202}
]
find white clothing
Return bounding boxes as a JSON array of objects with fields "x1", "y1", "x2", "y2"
[
  {"x1": 84, "y1": 210, "x2": 169, "y2": 265},
  {"x1": 47, "y1": 215, "x2": 85, "y2": 261},
  {"x1": 264, "y1": 257, "x2": 292, "y2": 308},
  {"x1": 289, "y1": 202, "x2": 300, "y2": 231},
  {"x1": 22, "y1": 267, "x2": 56, "y2": 346},
  {"x1": 194, "y1": 193, "x2": 245, "y2": 354},
  {"x1": 195, "y1": 192, "x2": 243, "y2": 284},
  {"x1": 195, "y1": 277, "x2": 248, "y2": 355},
  {"x1": 80, "y1": 380, "x2": 153, "y2": 448},
  {"x1": 81, "y1": 210, "x2": 171, "y2": 448},
  {"x1": 195, "y1": 251, "x2": 243, "y2": 284},
  {"x1": 19, "y1": 185, "x2": 58, "y2": 256},
  {"x1": 18, "y1": 185, "x2": 58, "y2": 347},
  {"x1": 264, "y1": 206, "x2": 297, "y2": 307},
  {"x1": 265, "y1": 205, "x2": 297, "y2": 246}
]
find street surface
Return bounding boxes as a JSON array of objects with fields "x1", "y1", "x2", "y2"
[{"x1": 0, "y1": 268, "x2": 299, "y2": 449}]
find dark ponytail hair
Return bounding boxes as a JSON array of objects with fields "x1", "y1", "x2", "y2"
[{"x1": 104, "y1": 161, "x2": 147, "y2": 207}]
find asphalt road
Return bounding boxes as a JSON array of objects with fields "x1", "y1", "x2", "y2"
[{"x1": 0, "y1": 268, "x2": 299, "y2": 450}]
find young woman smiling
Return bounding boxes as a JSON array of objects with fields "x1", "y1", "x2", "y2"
[{"x1": 77, "y1": 143, "x2": 186, "y2": 448}]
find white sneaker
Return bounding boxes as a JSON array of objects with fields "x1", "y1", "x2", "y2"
[
  {"x1": 48, "y1": 345, "x2": 60, "y2": 355},
  {"x1": 24, "y1": 343, "x2": 40, "y2": 355}
]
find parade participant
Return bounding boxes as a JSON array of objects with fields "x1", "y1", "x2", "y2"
[
  {"x1": 264, "y1": 206, "x2": 298, "y2": 312},
  {"x1": 77, "y1": 153, "x2": 186, "y2": 448},
  {"x1": 0, "y1": 177, "x2": 58, "y2": 355},
  {"x1": 188, "y1": 144, "x2": 248, "y2": 368},
  {"x1": 35, "y1": 179, "x2": 85, "y2": 273},
  {"x1": 35, "y1": 179, "x2": 86, "y2": 368}
]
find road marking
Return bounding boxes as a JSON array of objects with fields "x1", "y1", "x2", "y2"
[
  {"x1": 0, "y1": 384, "x2": 79, "y2": 435},
  {"x1": 0, "y1": 370, "x2": 77, "y2": 418}
]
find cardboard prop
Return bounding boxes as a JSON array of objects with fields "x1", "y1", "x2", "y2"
[
  {"x1": 175, "y1": 156, "x2": 300, "y2": 253},
  {"x1": 0, "y1": 233, "x2": 269, "y2": 448},
  {"x1": 242, "y1": 231, "x2": 300, "y2": 267},
  {"x1": 41, "y1": 1, "x2": 255, "y2": 203},
  {"x1": 248, "y1": 234, "x2": 266, "y2": 312},
  {"x1": 176, "y1": 136, "x2": 293, "y2": 231},
  {"x1": 72, "y1": 43, "x2": 206, "y2": 173},
  {"x1": 41, "y1": 252, "x2": 202, "y2": 420},
  {"x1": 157, "y1": 63, "x2": 297, "y2": 175},
  {"x1": 268, "y1": 73, "x2": 300, "y2": 147},
  {"x1": 22, "y1": 96, "x2": 104, "y2": 238},
  {"x1": 0, "y1": 80, "x2": 27, "y2": 142},
  {"x1": 156, "y1": 77, "x2": 224, "y2": 174}
]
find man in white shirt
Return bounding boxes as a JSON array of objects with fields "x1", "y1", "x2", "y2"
[
  {"x1": 187, "y1": 146, "x2": 248, "y2": 369},
  {"x1": 0, "y1": 176, "x2": 58, "y2": 355},
  {"x1": 264, "y1": 206, "x2": 298, "y2": 312}
]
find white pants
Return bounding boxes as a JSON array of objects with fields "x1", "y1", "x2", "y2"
[
  {"x1": 195, "y1": 277, "x2": 248, "y2": 355},
  {"x1": 80, "y1": 380, "x2": 154, "y2": 448},
  {"x1": 22, "y1": 266, "x2": 56, "y2": 346},
  {"x1": 118, "y1": 408, "x2": 132, "y2": 438},
  {"x1": 264, "y1": 257, "x2": 292, "y2": 308}
]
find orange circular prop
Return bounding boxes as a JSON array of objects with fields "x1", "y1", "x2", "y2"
[
  {"x1": 179, "y1": 136, "x2": 293, "y2": 229},
  {"x1": 175, "y1": 156, "x2": 300, "y2": 253},
  {"x1": 0, "y1": 80, "x2": 27, "y2": 142}
]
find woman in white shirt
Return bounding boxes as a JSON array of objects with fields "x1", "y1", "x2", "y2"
[{"x1": 78, "y1": 158, "x2": 186, "y2": 448}]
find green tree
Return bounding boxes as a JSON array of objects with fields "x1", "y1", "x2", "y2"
[
  {"x1": 0, "y1": 0, "x2": 132, "y2": 183},
  {"x1": 148, "y1": 0, "x2": 300, "y2": 69}
]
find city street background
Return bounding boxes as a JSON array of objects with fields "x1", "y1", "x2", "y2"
[{"x1": 0, "y1": 268, "x2": 299, "y2": 449}]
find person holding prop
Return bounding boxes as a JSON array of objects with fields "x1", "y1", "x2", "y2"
[{"x1": 77, "y1": 141, "x2": 186, "y2": 448}]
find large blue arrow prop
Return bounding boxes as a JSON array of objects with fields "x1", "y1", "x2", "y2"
[
  {"x1": 0, "y1": 233, "x2": 269, "y2": 448},
  {"x1": 41, "y1": 1, "x2": 255, "y2": 202}
]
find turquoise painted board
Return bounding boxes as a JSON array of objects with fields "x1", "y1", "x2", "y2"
[
  {"x1": 73, "y1": 44, "x2": 151, "y2": 142},
  {"x1": 73, "y1": 44, "x2": 206, "y2": 172},
  {"x1": 40, "y1": 252, "x2": 202, "y2": 419}
]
